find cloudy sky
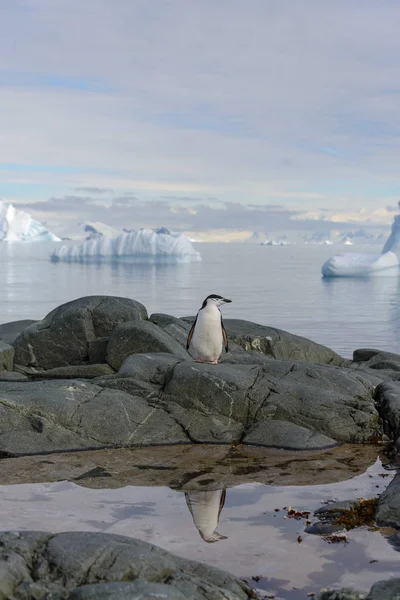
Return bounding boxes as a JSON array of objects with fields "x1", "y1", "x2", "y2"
[{"x1": 1, "y1": 0, "x2": 400, "y2": 233}]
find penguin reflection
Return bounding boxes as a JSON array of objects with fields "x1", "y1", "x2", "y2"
[{"x1": 185, "y1": 489, "x2": 228, "y2": 543}]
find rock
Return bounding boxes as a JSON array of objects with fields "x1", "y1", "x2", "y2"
[
  {"x1": 363, "y1": 351, "x2": 400, "y2": 372},
  {"x1": 376, "y1": 470, "x2": 400, "y2": 528},
  {"x1": 375, "y1": 381, "x2": 400, "y2": 446},
  {"x1": 150, "y1": 313, "x2": 191, "y2": 346},
  {"x1": 107, "y1": 321, "x2": 190, "y2": 370},
  {"x1": 0, "y1": 342, "x2": 14, "y2": 371},
  {"x1": 0, "y1": 531, "x2": 252, "y2": 600},
  {"x1": 181, "y1": 317, "x2": 347, "y2": 366},
  {"x1": 353, "y1": 348, "x2": 381, "y2": 362},
  {"x1": 314, "y1": 500, "x2": 359, "y2": 519},
  {"x1": 318, "y1": 590, "x2": 361, "y2": 600},
  {"x1": 0, "y1": 371, "x2": 28, "y2": 382},
  {"x1": 29, "y1": 364, "x2": 115, "y2": 379},
  {"x1": 366, "y1": 579, "x2": 400, "y2": 599},
  {"x1": 68, "y1": 581, "x2": 187, "y2": 599},
  {"x1": 305, "y1": 522, "x2": 345, "y2": 535},
  {"x1": 13, "y1": 296, "x2": 148, "y2": 369},
  {"x1": 0, "y1": 380, "x2": 188, "y2": 455},
  {"x1": 88, "y1": 337, "x2": 109, "y2": 364},
  {"x1": 0, "y1": 319, "x2": 37, "y2": 345},
  {"x1": 243, "y1": 420, "x2": 337, "y2": 450}
]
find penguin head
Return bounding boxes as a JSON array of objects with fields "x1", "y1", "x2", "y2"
[{"x1": 202, "y1": 294, "x2": 232, "y2": 309}]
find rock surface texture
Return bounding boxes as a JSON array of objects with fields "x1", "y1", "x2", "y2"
[
  {"x1": 0, "y1": 531, "x2": 252, "y2": 600},
  {"x1": 2, "y1": 295, "x2": 400, "y2": 455}
]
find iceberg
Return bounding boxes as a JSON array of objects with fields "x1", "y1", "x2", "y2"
[
  {"x1": 50, "y1": 228, "x2": 202, "y2": 264},
  {"x1": 322, "y1": 210, "x2": 400, "y2": 277},
  {"x1": 0, "y1": 201, "x2": 61, "y2": 242}
]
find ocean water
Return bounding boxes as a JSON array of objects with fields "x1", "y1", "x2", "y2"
[{"x1": 1, "y1": 241, "x2": 400, "y2": 358}]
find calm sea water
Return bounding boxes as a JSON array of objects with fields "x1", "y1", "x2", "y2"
[{"x1": 1, "y1": 241, "x2": 400, "y2": 358}]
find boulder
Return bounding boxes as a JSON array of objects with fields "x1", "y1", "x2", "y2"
[
  {"x1": 0, "y1": 319, "x2": 36, "y2": 345},
  {"x1": 13, "y1": 296, "x2": 147, "y2": 369},
  {"x1": 0, "y1": 342, "x2": 14, "y2": 371},
  {"x1": 0, "y1": 531, "x2": 252, "y2": 600},
  {"x1": 28, "y1": 364, "x2": 115, "y2": 380},
  {"x1": 68, "y1": 581, "x2": 186, "y2": 599},
  {"x1": 375, "y1": 381, "x2": 400, "y2": 447},
  {"x1": 318, "y1": 580, "x2": 400, "y2": 599},
  {"x1": 181, "y1": 317, "x2": 346, "y2": 366},
  {"x1": 0, "y1": 379, "x2": 187, "y2": 455},
  {"x1": 107, "y1": 321, "x2": 190, "y2": 370},
  {"x1": 376, "y1": 470, "x2": 400, "y2": 528},
  {"x1": 150, "y1": 313, "x2": 191, "y2": 347}
]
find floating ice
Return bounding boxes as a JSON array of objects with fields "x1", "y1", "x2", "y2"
[
  {"x1": 322, "y1": 210, "x2": 400, "y2": 277},
  {"x1": 50, "y1": 228, "x2": 202, "y2": 264},
  {"x1": 0, "y1": 202, "x2": 61, "y2": 242}
]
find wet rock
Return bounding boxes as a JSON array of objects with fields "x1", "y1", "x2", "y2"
[
  {"x1": 0, "y1": 531, "x2": 252, "y2": 600},
  {"x1": 304, "y1": 522, "x2": 345, "y2": 535},
  {"x1": 67, "y1": 581, "x2": 187, "y2": 599},
  {"x1": 107, "y1": 321, "x2": 190, "y2": 370},
  {"x1": 182, "y1": 317, "x2": 347, "y2": 366},
  {"x1": 0, "y1": 380, "x2": 187, "y2": 454},
  {"x1": 13, "y1": 296, "x2": 148, "y2": 369},
  {"x1": 314, "y1": 500, "x2": 358, "y2": 519},
  {"x1": 0, "y1": 319, "x2": 37, "y2": 345},
  {"x1": 376, "y1": 470, "x2": 400, "y2": 528},
  {"x1": 0, "y1": 342, "x2": 14, "y2": 371},
  {"x1": 0, "y1": 371, "x2": 28, "y2": 382},
  {"x1": 28, "y1": 364, "x2": 115, "y2": 380},
  {"x1": 243, "y1": 420, "x2": 337, "y2": 450}
]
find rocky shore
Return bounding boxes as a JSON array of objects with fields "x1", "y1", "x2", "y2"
[{"x1": 1, "y1": 294, "x2": 400, "y2": 599}]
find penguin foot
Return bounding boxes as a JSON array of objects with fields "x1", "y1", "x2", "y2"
[
  {"x1": 208, "y1": 359, "x2": 219, "y2": 364},
  {"x1": 194, "y1": 359, "x2": 205, "y2": 363}
]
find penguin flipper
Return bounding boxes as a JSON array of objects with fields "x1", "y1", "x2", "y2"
[
  {"x1": 186, "y1": 315, "x2": 197, "y2": 350},
  {"x1": 221, "y1": 317, "x2": 229, "y2": 352}
]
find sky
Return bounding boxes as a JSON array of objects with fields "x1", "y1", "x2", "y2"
[{"x1": 1, "y1": 0, "x2": 400, "y2": 234}]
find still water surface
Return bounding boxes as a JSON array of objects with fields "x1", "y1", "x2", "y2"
[{"x1": 1, "y1": 241, "x2": 400, "y2": 357}]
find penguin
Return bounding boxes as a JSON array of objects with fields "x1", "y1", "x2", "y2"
[
  {"x1": 186, "y1": 294, "x2": 231, "y2": 364},
  {"x1": 185, "y1": 489, "x2": 228, "y2": 543}
]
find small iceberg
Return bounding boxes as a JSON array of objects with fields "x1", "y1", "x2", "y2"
[
  {"x1": 50, "y1": 228, "x2": 202, "y2": 264},
  {"x1": 0, "y1": 201, "x2": 61, "y2": 242},
  {"x1": 322, "y1": 209, "x2": 400, "y2": 278}
]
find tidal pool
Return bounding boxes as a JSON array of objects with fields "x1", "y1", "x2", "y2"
[{"x1": 0, "y1": 444, "x2": 399, "y2": 599}]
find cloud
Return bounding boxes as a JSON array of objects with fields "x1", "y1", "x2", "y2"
[
  {"x1": 75, "y1": 187, "x2": 113, "y2": 194},
  {"x1": 15, "y1": 194, "x2": 391, "y2": 235},
  {"x1": 1, "y1": 0, "x2": 400, "y2": 216}
]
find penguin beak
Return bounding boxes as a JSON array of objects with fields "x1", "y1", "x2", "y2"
[{"x1": 222, "y1": 298, "x2": 232, "y2": 304}]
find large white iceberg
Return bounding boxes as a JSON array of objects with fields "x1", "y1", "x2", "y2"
[
  {"x1": 322, "y1": 211, "x2": 400, "y2": 277},
  {"x1": 50, "y1": 228, "x2": 202, "y2": 264},
  {"x1": 0, "y1": 201, "x2": 61, "y2": 242}
]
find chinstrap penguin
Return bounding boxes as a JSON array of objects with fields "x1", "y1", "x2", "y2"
[{"x1": 186, "y1": 294, "x2": 231, "y2": 364}]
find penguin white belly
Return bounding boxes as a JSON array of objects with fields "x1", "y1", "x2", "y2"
[{"x1": 190, "y1": 309, "x2": 223, "y2": 361}]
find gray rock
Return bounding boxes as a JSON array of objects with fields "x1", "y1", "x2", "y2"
[
  {"x1": 0, "y1": 342, "x2": 14, "y2": 371},
  {"x1": 305, "y1": 522, "x2": 345, "y2": 535},
  {"x1": 0, "y1": 319, "x2": 37, "y2": 345},
  {"x1": 367, "y1": 579, "x2": 400, "y2": 599},
  {"x1": 0, "y1": 380, "x2": 188, "y2": 454},
  {"x1": 318, "y1": 590, "x2": 361, "y2": 600},
  {"x1": 68, "y1": 581, "x2": 187, "y2": 599},
  {"x1": 364, "y1": 351, "x2": 400, "y2": 372},
  {"x1": 0, "y1": 371, "x2": 28, "y2": 382},
  {"x1": 353, "y1": 348, "x2": 381, "y2": 362},
  {"x1": 243, "y1": 419, "x2": 337, "y2": 450},
  {"x1": 376, "y1": 470, "x2": 400, "y2": 528},
  {"x1": 314, "y1": 500, "x2": 358, "y2": 519},
  {"x1": 13, "y1": 296, "x2": 147, "y2": 369},
  {"x1": 0, "y1": 531, "x2": 251, "y2": 600},
  {"x1": 29, "y1": 364, "x2": 115, "y2": 379},
  {"x1": 107, "y1": 321, "x2": 190, "y2": 370},
  {"x1": 150, "y1": 313, "x2": 191, "y2": 346},
  {"x1": 182, "y1": 317, "x2": 346, "y2": 366},
  {"x1": 375, "y1": 381, "x2": 400, "y2": 445},
  {"x1": 88, "y1": 337, "x2": 109, "y2": 364}
]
